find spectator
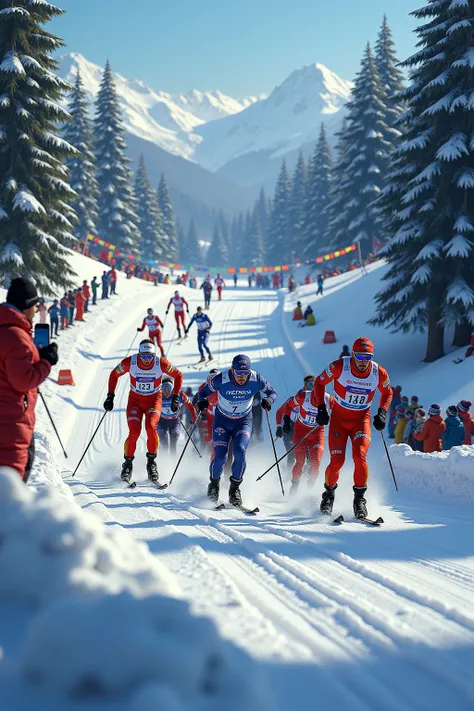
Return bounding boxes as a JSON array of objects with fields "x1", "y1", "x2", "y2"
[
  {"x1": 82, "y1": 280, "x2": 91, "y2": 312},
  {"x1": 60, "y1": 294, "x2": 69, "y2": 330},
  {"x1": 67, "y1": 290, "x2": 75, "y2": 324},
  {"x1": 402, "y1": 409, "x2": 416, "y2": 448},
  {"x1": 48, "y1": 299, "x2": 60, "y2": 338},
  {"x1": 304, "y1": 274, "x2": 312, "y2": 285},
  {"x1": 394, "y1": 405, "x2": 408, "y2": 444},
  {"x1": 304, "y1": 305, "x2": 316, "y2": 326},
  {"x1": 293, "y1": 301, "x2": 304, "y2": 321},
  {"x1": 91, "y1": 276, "x2": 98, "y2": 306},
  {"x1": 233, "y1": 273, "x2": 238, "y2": 287},
  {"x1": 441, "y1": 405, "x2": 465, "y2": 451},
  {"x1": 316, "y1": 275, "x2": 324, "y2": 296},
  {"x1": 109, "y1": 267, "x2": 117, "y2": 295},
  {"x1": 74, "y1": 288, "x2": 85, "y2": 322},
  {"x1": 464, "y1": 330, "x2": 474, "y2": 359},
  {"x1": 0, "y1": 277, "x2": 58, "y2": 481},
  {"x1": 408, "y1": 395, "x2": 421, "y2": 413},
  {"x1": 38, "y1": 298, "x2": 47, "y2": 324},
  {"x1": 339, "y1": 345, "x2": 351, "y2": 359},
  {"x1": 412, "y1": 408, "x2": 426, "y2": 452},
  {"x1": 457, "y1": 400, "x2": 474, "y2": 444},
  {"x1": 101, "y1": 270, "x2": 109, "y2": 299},
  {"x1": 414, "y1": 404, "x2": 446, "y2": 453},
  {"x1": 248, "y1": 274, "x2": 252, "y2": 288}
]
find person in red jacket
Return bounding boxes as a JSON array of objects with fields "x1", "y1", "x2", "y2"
[
  {"x1": 193, "y1": 369, "x2": 219, "y2": 446},
  {"x1": 82, "y1": 280, "x2": 91, "y2": 312},
  {"x1": 0, "y1": 278, "x2": 58, "y2": 481},
  {"x1": 413, "y1": 404, "x2": 446, "y2": 452},
  {"x1": 457, "y1": 400, "x2": 474, "y2": 444},
  {"x1": 314, "y1": 337, "x2": 392, "y2": 518},
  {"x1": 104, "y1": 339, "x2": 183, "y2": 485},
  {"x1": 214, "y1": 274, "x2": 225, "y2": 300},
  {"x1": 74, "y1": 288, "x2": 85, "y2": 322},
  {"x1": 137, "y1": 308, "x2": 165, "y2": 356},
  {"x1": 166, "y1": 291, "x2": 189, "y2": 339}
]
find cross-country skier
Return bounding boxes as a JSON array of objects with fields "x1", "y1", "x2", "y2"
[
  {"x1": 275, "y1": 395, "x2": 298, "y2": 470},
  {"x1": 193, "y1": 368, "x2": 220, "y2": 446},
  {"x1": 104, "y1": 339, "x2": 183, "y2": 485},
  {"x1": 200, "y1": 279, "x2": 213, "y2": 309},
  {"x1": 283, "y1": 375, "x2": 333, "y2": 494},
  {"x1": 214, "y1": 273, "x2": 225, "y2": 301},
  {"x1": 197, "y1": 354, "x2": 277, "y2": 507},
  {"x1": 166, "y1": 291, "x2": 189, "y2": 339},
  {"x1": 137, "y1": 308, "x2": 165, "y2": 356},
  {"x1": 157, "y1": 377, "x2": 195, "y2": 455},
  {"x1": 314, "y1": 337, "x2": 392, "y2": 518},
  {"x1": 185, "y1": 306, "x2": 213, "y2": 363}
]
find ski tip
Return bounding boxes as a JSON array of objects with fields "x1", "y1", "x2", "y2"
[
  {"x1": 128, "y1": 481, "x2": 137, "y2": 489},
  {"x1": 332, "y1": 514, "x2": 344, "y2": 523},
  {"x1": 375, "y1": 516, "x2": 384, "y2": 524},
  {"x1": 214, "y1": 503, "x2": 226, "y2": 510}
]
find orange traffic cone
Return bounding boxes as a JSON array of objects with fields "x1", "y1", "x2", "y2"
[
  {"x1": 323, "y1": 330, "x2": 336, "y2": 344},
  {"x1": 57, "y1": 369, "x2": 75, "y2": 386}
]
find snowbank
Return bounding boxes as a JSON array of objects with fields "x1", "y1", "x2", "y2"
[
  {"x1": 389, "y1": 444, "x2": 474, "y2": 502},
  {"x1": 0, "y1": 468, "x2": 273, "y2": 710}
]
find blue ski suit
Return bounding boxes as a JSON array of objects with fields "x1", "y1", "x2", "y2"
[
  {"x1": 187, "y1": 312, "x2": 212, "y2": 357},
  {"x1": 199, "y1": 369, "x2": 277, "y2": 481}
]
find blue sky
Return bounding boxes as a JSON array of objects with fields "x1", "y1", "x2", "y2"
[{"x1": 51, "y1": 0, "x2": 418, "y2": 96}]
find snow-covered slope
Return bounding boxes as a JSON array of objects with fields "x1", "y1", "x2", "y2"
[{"x1": 193, "y1": 63, "x2": 353, "y2": 171}]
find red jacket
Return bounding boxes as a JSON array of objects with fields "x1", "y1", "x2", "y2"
[
  {"x1": 414, "y1": 415, "x2": 446, "y2": 453},
  {"x1": 83, "y1": 284, "x2": 91, "y2": 299},
  {"x1": 0, "y1": 305, "x2": 51, "y2": 475}
]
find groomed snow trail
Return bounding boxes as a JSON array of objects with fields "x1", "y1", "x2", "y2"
[{"x1": 66, "y1": 282, "x2": 474, "y2": 711}]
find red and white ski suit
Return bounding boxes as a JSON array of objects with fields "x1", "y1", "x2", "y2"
[
  {"x1": 214, "y1": 277, "x2": 225, "y2": 300},
  {"x1": 314, "y1": 357, "x2": 392, "y2": 487},
  {"x1": 284, "y1": 390, "x2": 332, "y2": 481},
  {"x1": 167, "y1": 295, "x2": 189, "y2": 330},
  {"x1": 138, "y1": 315, "x2": 165, "y2": 356},
  {"x1": 195, "y1": 381, "x2": 218, "y2": 444},
  {"x1": 108, "y1": 355, "x2": 183, "y2": 457}
]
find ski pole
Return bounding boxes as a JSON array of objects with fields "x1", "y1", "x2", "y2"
[
  {"x1": 72, "y1": 411, "x2": 107, "y2": 477},
  {"x1": 169, "y1": 412, "x2": 202, "y2": 486},
  {"x1": 179, "y1": 417, "x2": 202, "y2": 458},
  {"x1": 265, "y1": 409, "x2": 285, "y2": 496},
  {"x1": 126, "y1": 330, "x2": 139, "y2": 358},
  {"x1": 381, "y1": 430, "x2": 399, "y2": 492},
  {"x1": 38, "y1": 390, "x2": 68, "y2": 459},
  {"x1": 256, "y1": 425, "x2": 316, "y2": 482}
]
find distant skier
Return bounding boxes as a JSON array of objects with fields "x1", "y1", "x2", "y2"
[
  {"x1": 233, "y1": 273, "x2": 238, "y2": 288},
  {"x1": 316, "y1": 275, "x2": 324, "y2": 296},
  {"x1": 185, "y1": 306, "x2": 213, "y2": 363},
  {"x1": 166, "y1": 290, "x2": 189, "y2": 339},
  {"x1": 197, "y1": 354, "x2": 277, "y2": 507},
  {"x1": 200, "y1": 279, "x2": 213, "y2": 309},
  {"x1": 314, "y1": 337, "x2": 392, "y2": 519},
  {"x1": 104, "y1": 339, "x2": 183, "y2": 485},
  {"x1": 137, "y1": 308, "x2": 165, "y2": 356},
  {"x1": 157, "y1": 377, "x2": 195, "y2": 455},
  {"x1": 214, "y1": 273, "x2": 226, "y2": 301}
]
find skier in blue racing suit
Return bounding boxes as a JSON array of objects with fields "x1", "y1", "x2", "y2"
[
  {"x1": 197, "y1": 354, "x2": 277, "y2": 506},
  {"x1": 185, "y1": 306, "x2": 213, "y2": 364}
]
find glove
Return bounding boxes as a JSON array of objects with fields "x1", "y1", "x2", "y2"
[
  {"x1": 39, "y1": 342, "x2": 58, "y2": 366},
  {"x1": 373, "y1": 408, "x2": 387, "y2": 431},
  {"x1": 197, "y1": 398, "x2": 209, "y2": 413},
  {"x1": 104, "y1": 392, "x2": 115, "y2": 412},
  {"x1": 136, "y1": 327, "x2": 141, "y2": 331},
  {"x1": 187, "y1": 309, "x2": 190, "y2": 314},
  {"x1": 316, "y1": 403, "x2": 330, "y2": 426},
  {"x1": 282, "y1": 414, "x2": 292, "y2": 434},
  {"x1": 171, "y1": 394, "x2": 180, "y2": 413},
  {"x1": 261, "y1": 397, "x2": 272, "y2": 411},
  {"x1": 165, "y1": 310, "x2": 169, "y2": 315},
  {"x1": 275, "y1": 425, "x2": 283, "y2": 439}
]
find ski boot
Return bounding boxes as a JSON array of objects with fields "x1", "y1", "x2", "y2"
[
  {"x1": 320, "y1": 483, "x2": 337, "y2": 516},
  {"x1": 198, "y1": 355, "x2": 206, "y2": 363},
  {"x1": 146, "y1": 452, "x2": 161, "y2": 485},
  {"x1": 353, "y1": 486, "x2": 368, "y2": 520},
  {"x1": 208, "y1": 353, "x2": 214, "y2": 362},
  {"x1": 289, "y1": 479, "x2": 300, "y2": 496},
  {"x1": 177, "y1": 327, "x2": 182, "y2": 339},
  {"x1": 229, "y1": 476, "x2": 243, "y2": 507},
  {"x1": 207, "y1": 479, "x2": 219, "y2": 503},
  {"x1": 121, "y1": 455, "x2": 134, "y2": 483}
]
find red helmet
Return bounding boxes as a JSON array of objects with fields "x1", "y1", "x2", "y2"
[{"x1": 352, "y1": 337, "x2": 374, "y2": 355}]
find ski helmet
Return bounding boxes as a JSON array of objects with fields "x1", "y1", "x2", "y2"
[
  {"x1": 162, "y1": 377, "x2": 173, "y2": 385},
  {"x1": 139, "y1": 340, "x2": 156, "y2": 355},
  {"x1": 232, "y1": 354, "x2": 251, "y2": 372},
  {"x1": 147, "y1": 307, "x2": 153, "y2": 314},
  {"x1": 352, "y1": 337, "x2": 374, "y2": 355}
]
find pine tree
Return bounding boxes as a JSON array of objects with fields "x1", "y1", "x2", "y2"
[
  {"x1": 186, "y1": 219, "x2": 201, "y2": 264},
  {"x1": 248, "y1": 207, "x2": 265, "y2": 266},
  {"x1": 327, "y1": 44, "x2": 400, "y2": 255},
  {"x1": 304, "y1": 124, "x2": 332, "y2": 258},
  {"x1": 176, "y1": 219, "x2": 186, "y2": 262},
  {"x1": 207, "y1": 221, "x2": 229, "y2": 266},
  {"x1": 158, "y1": 174, "x2": 178, "y2": 260},
  {"x1": 375, "y1": 15, "x2": 405, "y2": 121},
  {"x1": 267, "y1": 160, "x2": 292, "y2": 263},
  {"x1": 63, "y1": 70, "x2": 99, "y2": 242},
  {"x1": 372, "y1": 0, "x2": 474, "y2": 362},
  {"x1": 290, "y1": 151, "x2": 308, "y2": 259},
  {"x1": 0, "y1": 0, "x2": 78, "y2": 292},
  {"x1": 256, "y1": 187, "x2": 269, "y2": 258},
  {"x1": 95, "y1": 61, "x2": 138, "y2": 252},
  {"x1": 134, "y1": 154, "x2": 167, "y2": 263}
]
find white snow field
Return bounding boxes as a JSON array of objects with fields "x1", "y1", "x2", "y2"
[{"x1": 2, "y1": 253, "x2": 474, "y2": 710}]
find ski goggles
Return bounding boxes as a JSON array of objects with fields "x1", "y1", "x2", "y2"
[
  {"x1": 353, "y1": 352, "x2": 373, "y2": 361},
  {"x1": 233, "y1": 369, "x2": 250, "y2": 377},
  {"x1": 139, "y1": 353, "x2": 155, "y2": 361}
]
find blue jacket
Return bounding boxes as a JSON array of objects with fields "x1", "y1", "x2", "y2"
[
  {"x1": 48, "y1": 305, "x2": 60, "y2": 319},
  {"x1": 441, "y1": 415, "x2": 465, "y2": 450},
  {"x1": 188, "y1": 313, "x2": 212, "y2": 332},
  {"x1": 199, "y1": 369, "x2": 277, "y2": 420}
]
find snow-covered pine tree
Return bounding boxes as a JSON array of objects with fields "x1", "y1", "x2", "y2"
[
  {"x1": 63, "y1": 70, "x2": 99, "y2": 242},
  {"x1": 247, "y1": 207, "x2": 265, "y2": 266},
  {"x1": 176, "y1": 219, "x2": 186, "y2": 262},
  {"x1": 267, "y1": 160, "x2": 292, "y2": 263},
  {"x1": 327, "y1": 44, "x2": 400, "y2": 255},
  {"x1": 256, "y1": 187, "x2": 269, "y2": 257},
  {"x1": 95, "y1": 60, "x2": 138, "y2": 252},
  {"x1": 0, "y1": 0, "x2": 78, "y2": 292},
  {"x1": 134, "y1": 154, "x2": 167, "y2": 263},
  {"x1": 158, "y1": 174, "x2": 178, "y2": 260},
  {"x1": 207, "y1": 220, "x2": 229, "y2": 266},
  {"x1": 186, "y1": 219, "x2": 201, "y2": 264},
  {"x1": 375, "y1": 15, "x2": 405, "y2": 121},
  {"x1": 304, "y1": 123, "x2": 332, "y2": 258},
  {"x1": 290, "y1": 151, "x2": 308, "y2": 260},
  {"x1": 372, "y1": 0, "x2": 474, "y2": 362}
]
